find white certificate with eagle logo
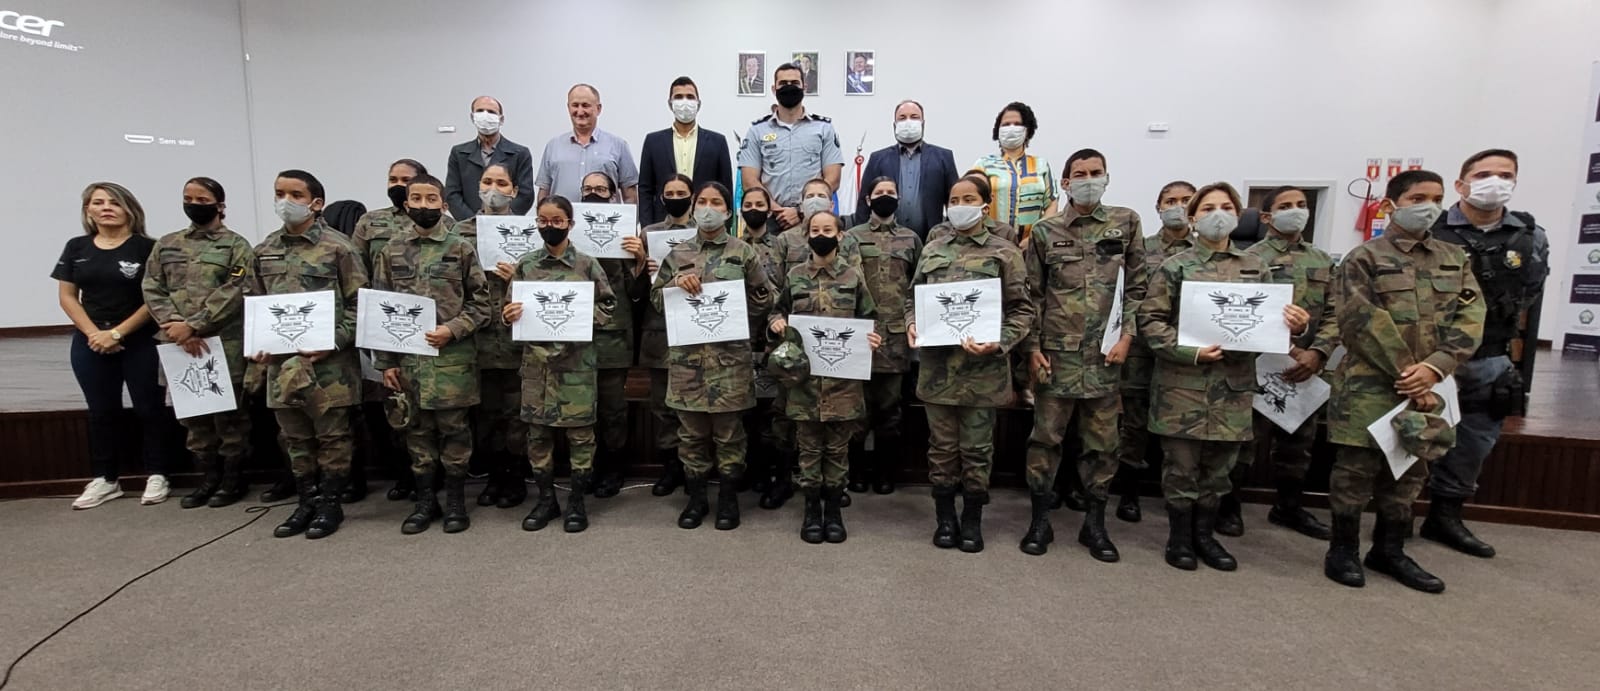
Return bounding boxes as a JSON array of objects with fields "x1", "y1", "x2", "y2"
[
  {"x1": 1176, "y1": 280, "x2": 1293, "y2": 354},
  {"x1": 475, "y1": 215, "x2": 541, "y2": 270},
  {"x1": 568, "y1": 202, "x2": 638, "y2": 259},
  {"x1": 156, "y1": 337, "x2": 239, "y2": 419},
  {"x1": 510, "y1": 281, "x2": 596, "y2": 342},
  {"x1": 663, "y1": 280, "x2": 750, "y2": 346},
  {"x1": 244, "y1": 290, "x2": 337, "y2": 355},
  {"x1": 913, "y1": 278, "x2": 1002, "y2": 348},
  {"x1": 355, "y1": 288, "x2": 439, "y2": 356},
  {"x1": 789, "y1": 315, "x2": 874, "y2": 381}
]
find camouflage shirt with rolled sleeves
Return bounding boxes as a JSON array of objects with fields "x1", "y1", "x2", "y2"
[
  {"x1": 248, "y1": 221, "x2": 368, "y2": 410},
  {"x1": 906, "y1": 227, "x2": 1034, "y2": 407},
  {"x1": 650, "y1": 229, "x2": 776, "y2": 413},
  {"x1": 351, "y1": 207, "x2": 453, "y2": 273},
  {"x1": 596, "y1": 258, "x2": 645, "y2": 369},
  {"x1": 510, "y1": 244, "x2": 617, "y2": 427},
  {"x1": 638, "y1": 221, "x2": 692, "y2": 369},
  {"x1": 449, "y1": 217, "x2": 520, "y2": 370},
  {"x1": 1246, "y1": 233, "x2": 1339, "y2": 357},
  {"x1": 1123, "y1": 228, "x2": 1195, "y2": 391},
  {"x1": 1023, "y1": 204, "x2": 1145, "y2": 399},
  {"x1": 1137, "y1": 243, "x2": 1268, "y2": 441},
  {"x1": 771, "y1": 254, "x2": 877, "y2": 422},
  {"x1": 1327, "y1": 231, "x2": 1484, "y2": 448},
  {"x1": 143, "y1": 224, "x2": 254, "y2": 378},
  {"x1": 926, "y1": 217, "x2": 1019, "y2": 246},
  {"x1": 846, "y1": 219, "x2": 922, "y2": 373},
  {"x1": 370, "y1": 222, "x2": 492, "y2": 409}
]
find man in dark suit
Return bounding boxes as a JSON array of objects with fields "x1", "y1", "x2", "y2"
[
  {"x1": 852, "y1": 100, "x2": 959, "y2": 236},
  {"x1": 637, "y1": 76, "x2": 734, "y2": 226},
  {"x1": 738, "y1": 55, "x2": 764, "y2": 95},
  {"x1": 444, "y1": 95, "x2": 537, "y2": 219}
]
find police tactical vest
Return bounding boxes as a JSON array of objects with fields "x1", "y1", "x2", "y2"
[{"x1": 1433, "y1": 210, "x2": 1542, "y2": 358}]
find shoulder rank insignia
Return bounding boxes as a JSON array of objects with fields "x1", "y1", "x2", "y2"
[{"x1": 1459, "y1": 288, "x2": 1479, "y2": 305}]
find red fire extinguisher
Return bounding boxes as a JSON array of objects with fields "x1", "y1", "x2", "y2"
[{"x1": 1348, "y1": 176, "x2": 1385, "y2": 241}]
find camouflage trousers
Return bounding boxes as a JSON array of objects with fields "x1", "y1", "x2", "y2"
[
  {"x1": 407, "y1": 408, "x2": 472, "y2": 475},
  {"x1": 475, "y1": 368, "x2": 527, "y2": 457},
  {"x1": 764, "y1": 387, "x2": 795, "y2": 449},
  {"x1": 925, "y1": 404, "x2": 995, "y2": 494},
  {"x1": 1118, "y1": 388, "x2": 1153, "y2": 469},
  {"x1": 1024, "y1": 393, "x2": 1120, "y2": 498},
  {"x1": 797, "y1": 421, "x2": 855, "y2": 489},
  {"x1": 1159, "y1": 437, "x2": 1245, "y2": 508},
  {"x1": 598, "y1": 368, "x2": 629, "y2": 453},
  {"x1": 528, "y1": 424, "x2": 595, "y2": 475},
  {"x1": 181, "y1": 403, "x2": 252, "y2": 461},
  {"x1": 1329, "y1": 444, "x2": 1426, "y2": 522},
  {"x1": 678, "y1": 411, "x2": 746, "y2": 478},
  {"x1": 275, "y1": 405, "x2": 353, "y2": 480},
  {"x1": 648, "y1": 369, "x2": 679, "y2": 450},
  {"x1": 1248, "y1": 411, "x2": 1316, "y2": 482},
  {"x1": 858, "y1": 372, "x2": 904, "y2": 440}
]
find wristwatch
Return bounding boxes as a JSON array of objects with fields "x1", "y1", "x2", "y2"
[{"x1": 110, "y1": 329, "x2": 123, "y2": 341}]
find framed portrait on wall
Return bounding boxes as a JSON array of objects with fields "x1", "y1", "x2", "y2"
[
  {"x1": 845, "y1": 50, "x2": 874, "y2": 95},
  {"x1": 737, "y1": 51, "x2": 765, "y2": 96},
  {"x1": 790, "y1": 51, "x2": 819, "y2": 95}
]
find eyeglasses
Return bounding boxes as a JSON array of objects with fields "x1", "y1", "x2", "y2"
[{"x1": 581, "y1": 186, "x2": 612, "y2": 197}]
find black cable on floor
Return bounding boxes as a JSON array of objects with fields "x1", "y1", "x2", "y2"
[{"x1": 0, "y1": 502, "x2": 295, "y2": 690}]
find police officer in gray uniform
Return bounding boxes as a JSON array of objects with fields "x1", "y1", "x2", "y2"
[
  {"x1": 1425, "y1": 148, "x2": 1549, "y2": 559},
  {"x1": 738, "y1": 61, "x2": 845, "y2": 232}
]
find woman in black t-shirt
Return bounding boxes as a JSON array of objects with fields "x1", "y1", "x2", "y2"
[{"x1": 51, "y1": 182, "x2": 170, "y2": 509}]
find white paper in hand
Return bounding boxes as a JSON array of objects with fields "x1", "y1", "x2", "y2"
[
  {"x1": 356, "y1": 288, "x2": 439, "y2": 356},
  {"x1": 1434, "y1": 375, "x2": 1461, "y2": 427},
  {"x1": 912, "y1": 278, "x2": 1003, "y2": 347},
  {"x1": 1252, "y1": 353, "x2": 1331, "y2": 433},
  {"x1": 1100, "y1": 268, "x2": 1125, "y2": 356},
  {"x1": 569, "y1": 203, "x2": 638, "y2": 259},
  {"x1": 474, "y1": 215, "x2": 541, "y2": 270},
  {"x1": 156, "y1": 337, "x2": 238, "y2": 419},
  {"x1": 1368, "y1": 398, "x2": 1419, "y2": 480},
  {"x1": 244, "y1": 291, "x2": 337, "y2": 355},
  {"x1": 510, "y1": 281, "x2": 595, "y2": 342},
  {"x1": 1177, "y1": 280, "x2": 1294, "y2": 354},
  {"x1": 646, "y1": 228, "x2": 697, "y2": 282},
  {"x1": 664, "y1": 281, "x2": 750, "y2": 346},
  {"x1": 789, "y1": 315, "x2": 874, "y2": 381}
]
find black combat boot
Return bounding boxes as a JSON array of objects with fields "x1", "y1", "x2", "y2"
[
  {"x1": 1114, "y1": 470, "x2": 1142, "y2": 523},
  {"x1": 386, "y1": 467, "x2": 415, "y2": 501},
  {"x1": 305, "y1": 474, "x2": 346, "y2": 539},
  {"x1": 800, "y1": 488, "x2": 824, "y2": 544},
  {"x1": 1216, "y1": 492, "x2": 1244, "y2": 537},
  {"x1": 872, "y1": 434, "x2": 898, "y2": 495},
  {"x1": 261, "y1": 471, "x2": 298, "y2": 503},
  {"x1": 1324, "y1": 512, "x2": 1366, "y2": 588},
  {"x1": 1267, "y1": 477, "x2": 1331, "y2": 540},
  {"x1": 594, "y1": 448, "x2": 623, "y2": 499},
  {"x1": 715, "y1": 470, "x2": 742, "y2": 530},
  {"x1": 341, "y1": 462, "x2": 367, "y2": 503},
  {"x1": 441, "y1": 471, "x2": 470, "y2": 534},
  {"x1": 207, "y1": 455, "x2": 248, "y2": 508},
  {"x1": 1193, "y1": 503, "x2": 1237, "y2": 571},
  {"x1": 564, "y1": 472, "x2": 591, "y2": 533},
  {"x1": 273, "y1": 475, "x2": 320, "y2": 538},
  {"x1": 497, "y1": 459, "x2": 528, "y2": 509},
  {"x1": 759, "y1": 452, "x2": 795, "y2": 510},
  {"x1": 1018, "y1": 491, "x2": 1054, "y2": 556},
  {"x1": 1078, "y1": 497, "x2": 1120, "y2": 563},
  {"x1": 822, "y1": 486, "x2": 847, "y2": 543},
  {"x1": 651, "y1": 448, "x2": 683, "y2": 497},
  {"x1": 932, "y1": 485, "x2": 960, "y2": 549},
  {"x1": 846, "y1": 439, "x2": 869, "y2": 493},
  {"x1": 522, "y1": 471, "x2": 562, "y2": 531},
  {"x1": 1420, "y1": 496, "x2": 1496, "y2": 558},
  {"x1": 677, "y1": 475, "x2": 710, "y2": 529},
  {"x1": 958, "y1": 491, "x2": 987, "y2": 553},
  {"x1": 477, "y1": 464, "x2": 504, "y2": 507},
  {"x1": 181, "y1": 455, "x2": 220, "y2": 509},
  {"x1": 1365, "y1": 517, "x2": 1445, "y2": 593},
  {"x1": 1164, "y1": 503, "x2": 1198, "y2": 571},
  {"x1": 401, "y1": 469, "x2": 441, "y2": 535}
]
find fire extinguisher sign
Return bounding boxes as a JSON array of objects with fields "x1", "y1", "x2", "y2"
[
  {"x1": 1406, "y1": 157, "x2": 1424, "y2": 171},
  {"x1": 1366, "y1": 158, "x2": 1382, "y2": 180},
  {"x1": 1386, "y1": 158, "x2": 1403, "y2": 179}
]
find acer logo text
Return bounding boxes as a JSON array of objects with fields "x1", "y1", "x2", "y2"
[{"x1": 0, "y1": 10, "x2": 63, "y2": 37}]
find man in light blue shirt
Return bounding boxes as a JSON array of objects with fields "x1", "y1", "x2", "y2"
[
  {"x1": 536, "y1": 84, "x2": 639, "y2": 203},
  {"x1": 738, "y1": 63, "x2": 843, "y2": 230}
]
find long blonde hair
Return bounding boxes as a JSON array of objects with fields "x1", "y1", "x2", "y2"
[{"x1": 80, "y1": 182, "x2": 148, "y2": 237}]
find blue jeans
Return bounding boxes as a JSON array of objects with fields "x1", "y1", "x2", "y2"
[
  {"x1": 1428, "y1": 355, "x2": 1512, "y2": 499},
  {"x1": 69, "y1": 326, "x2": 171, "y2": 480}
]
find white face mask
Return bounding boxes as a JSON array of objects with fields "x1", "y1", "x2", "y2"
[
  {"x1": 472, "y1": 111, "x2": 502, "y2": 136},
  {"x1": 997, "y1": 125, "x2": 1027, "y2": 150},
  {"x1": 894, "y1": 119, "x2": 924, "y2": 145},
  {"x1": 671, "y1": 99, "x2": 700, "y2": 125},
  {"x1": 800, "y1": 197, "x2": 832, "y2": 218},
  {"x1": 1466, "y1": 177, "x2": 1515, "y2": 211},
  {"x1": 947, "y1": 204, "x2": 986, "y2": 231},
  {"x1": 479, "y1": 188, "x2": 513, "y2": 212},
  {"x1": 1193, "y1": 210, "x2": 1237, "y2": 242},
  {"x1": 274, "y1": 198, "x2": 313, "y2": 225},
  {"x1": 1159, "y1": 206, "x2": 1189, "y2": 230},
  {"x1": 1270, "y1": 208, "x2": 1310, "y2": 234},
  {"x1": 693, "y1": 207, "x2": 728, "y2": 231},
  {"x1": 1389, "y1": 202, "x2": 1443, "y2": 234},
  {"x1": 1068, "y1": 177, "x2": 1108, "y2": 207}
]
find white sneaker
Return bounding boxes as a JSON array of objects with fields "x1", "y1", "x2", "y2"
[
  {"x1": 72, "y1": 478, "x2": 123, "y2": 510},
  {"x1": 141, "y1": 475, "x2": 170, "y2": 505}
]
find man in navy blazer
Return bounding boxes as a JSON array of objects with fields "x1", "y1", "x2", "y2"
[
  {"x1": 637, "y1": 76, "x2": 734, "y2": 226},
  {"x1": 851, "y1": 100, "x2": 959, "y2": 236}
]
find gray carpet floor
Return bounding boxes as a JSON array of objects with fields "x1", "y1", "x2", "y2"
[{"x1": 1, "y1": 484, "x2": 1597, "y2": 690}]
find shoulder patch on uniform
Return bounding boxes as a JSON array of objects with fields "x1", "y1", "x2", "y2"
[
  {"x1": 807, "y1": 113, "x2": 832, "y2": 123},
  {"x1": 753, "y1": 114, "x2": 774, "y2": 125},
  {"x1": 1459, "y1": 288, "x2": 1478, "y2": 305}
]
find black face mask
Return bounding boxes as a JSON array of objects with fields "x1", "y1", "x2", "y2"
[
  {"x1": 808, "y1": 234, "x2": 839, "y2": 257},
  {"x1": 386, "y1": 184, "x2": 408, "y2": 209},
  {"x1": 183, "y1": 203, "x2": 220, "y2": 226},
  {"x1": 776, "y1": 84, "x2": 804, "y2": 109},
  {"x1": 582, "y1": 193, "x2": 610, "y2": 204},
  {"x1": 869, "y1": 195, "x2": 899, "y2": 219},
  {"x1": 742, "y1": 209, "x2": 769, "y2": 230},
  {"x1": 539, "y1": 226, "x2": 569, "y2": 247},
  {"x1": 406, "y1": 206, "x2": 442, "y2": 229},
  {"x1": 663, "y1": 196, "x2": 693, "y2": 219}
]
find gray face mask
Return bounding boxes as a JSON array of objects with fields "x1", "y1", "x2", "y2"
[
  {"x1": 1193, "y1": 210, "x2": 1237, "y2": 242},
  {"x1": 693, "y1": 207, "x2": 728, "y2": 231},
  {"x1": 1068, "y1": 177, "x2": 1108, "y2": 207},
  {"x1": 478, "y1": 188, "x2": 513, "y2": 212},
  {"x1": 1271, "y1": 208, "x2": 1309, "y2": 234},
  {"x1": 800, "y1": 197, "x2": 832, "y2": 218},
  {"x1": 1389, "y1": 202, "x2": 1443, "y2": 234},
  {"x1": 1159, "y1": 206, "x2": 1189, "y2": 230}
]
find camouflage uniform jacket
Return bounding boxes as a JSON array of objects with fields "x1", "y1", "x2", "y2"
[
  {"x1": 926, "y1": 217, "x2": 1019, "y2": 246},
  {"x1": 845, "y1": 218, "x2": 921, "y2": 373},
  {"x1": 1328, "y1": 231, "x2": 1484, "y2": 447},
  {"x1": 744, "y1": 220, "x2": 784, "y2": 347},
  {"x1": 596, "y1": 258, "x2": 645, "y2": 369},
  {"x1": 771, "y1": 253, "x2": 877, "y2": 422},
  {"x1": 906, "y1": 227, "x2": 1034, "y2": 407},
  {"x1": 1246, "y1": 232, "x2": 1339, "y2": 357},
  {"x1": 450, "y1": 217, "x2": 520, "y2": 370},
  {"x1": 1123, "y1": 228, "x2": 1195, "y2": 390},
  {"x1": 143, "y1": 223, "x2": 254, "y2": 379},
  {"x1": 511, "y1": 244, "x2": 617, "y2": 427},
  {"x1": 371, "y1": 222, "x2": 492, "y2": 409},
  {"x1": 651, "y1": 228, "x2": 776, "y2": 413},
  {"x1": 248, "y1": 221, "x2": 368, "y2": 410},
  {"x1": 1023, "y1": 204, "x2": 1145, "y2": 399},
  {"x1": 639, "y1": 220, "x2": 693, "y2": 369},
  {"x1": 1137, "y1": 242, "x2": 1267, "y2": 441},
  {"x1": 352, "y1": 207, "x2": 431, "y2": 273}
]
